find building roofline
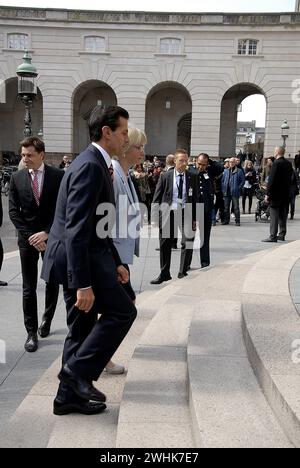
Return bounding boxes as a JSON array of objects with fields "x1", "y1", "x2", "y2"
[{"x1": 0, "y1": 6, "x2": 299, "y2": 26}]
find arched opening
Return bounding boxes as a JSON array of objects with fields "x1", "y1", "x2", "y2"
[
  {"x1": 145, "y1": 82, "x2": 192, "y2": 157},
  {"x1": 219, "y1": 83, "x2": 267, "y2": 161},
  {"x1": 0, "y1": 77, "x2": 43, "y2": 161},
  {"x1": 177, "y1": 113, "x2": 192, "y2": 155},
  {"x1": 72, "y1": 80, "x2": 117, "y2": 155}
]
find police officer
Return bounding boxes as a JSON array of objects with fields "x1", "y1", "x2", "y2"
[{"x1": 197, "y1": 154, "x2": 215, "y2": 268}]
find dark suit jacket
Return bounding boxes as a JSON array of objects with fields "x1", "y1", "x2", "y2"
[
  {"x1": 151, "y1": 169, "x2": 198, "y2": 224},
  {"x1": 9, "y1": 165, "x2": 64, "y2": 246},
  {"x1": 198, "y1": 171, "x2": 214, "y2": 213},
  {"x1": 267, "y1": 157, "x2": 293, "y2": 207},
  {"x1": 41, "y1": 144, "x2": 122, "y2": 290}
]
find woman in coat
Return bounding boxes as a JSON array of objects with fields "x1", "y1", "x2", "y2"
[{"x1": 105, "y1": 128, "x2": 146, "y2": 374}]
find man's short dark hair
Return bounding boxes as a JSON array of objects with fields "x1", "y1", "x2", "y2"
[
  {"x1": 88, "y1": 105, "x2": 129, "y2": 142},
  {"x1": 20, "y1": 137, "x2": 45, "y2": 153},
  {"x1": 198, "y1": 153, "x2": 209, "y2": 161}
]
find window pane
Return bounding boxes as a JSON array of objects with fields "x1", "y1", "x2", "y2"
[
  {"x1": 238, "y1": 40, "x2": 247, "y2": 55},
  {"x1": 160, "y1": 38, "x2": 181, "y2": 54},
  {"x1": 8, "y1": 34, "x2": 28, "y2": 49},
  {"x1": 249, "y1": 40, "x2": 258, "y2": 55},
  {"x1": 84, "y1": 36, "x2": 105, "y2": 52}
]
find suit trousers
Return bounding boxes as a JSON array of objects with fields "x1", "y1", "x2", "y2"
[
  {"x1": 200, "y1": 210, "x2": 212, "y2": 266},
  {"x1": 56, "y1": 282, "x2": 137, "y2": 403},
  {"x1": 0, "y1": 236, "x2": 3, "y2": 272},
  {"x1": 159, "y1": 209, "x2": 194, "y2": 278},
  {"x1": 270, "y1": 205, "x2": 288, "y2": 240},
  {"x1": 19, "y1": 244, "x2": 59, "y2": 333}
]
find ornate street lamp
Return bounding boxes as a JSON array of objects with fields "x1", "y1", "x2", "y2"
[
  {"x1": 246, "y1": 132, "x2": 252, "y2": 159},
  {"x1": 281, "y1": 119, "x2": 290, "y2": 149},
  {"x1": 16, "y1": 50, "x2": 38, "y2": 137}
]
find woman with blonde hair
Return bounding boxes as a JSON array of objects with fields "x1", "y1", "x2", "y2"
[
  {"x1": 106, "y1": 127, "x2": 146, "y2": 374},
  {"x1": 242, "y1": 160, "x2": 257, "y2": 214}
]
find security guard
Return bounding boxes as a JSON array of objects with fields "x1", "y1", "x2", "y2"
[{"x1": 197, "y1": 154, "x2": 214, "y2": 268}]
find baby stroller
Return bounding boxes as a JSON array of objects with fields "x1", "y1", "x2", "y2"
[{"x1": 255, "y1": 186, "x2": 270, "y2": 222}]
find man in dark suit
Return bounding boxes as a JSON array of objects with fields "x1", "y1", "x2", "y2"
[
  {"x1": 151, "y1": 149, "x2": 198, "y2": 284},
  {"x1": 0, "y1": 192, "x2": 8, "y2": 286},
  {"x1": 41, "y1": 106, "x2": 137, "y2": 416},
  {"x1": 262, "y1": 146, "x2": 293, "y2": 243},
  {"x1": 9, "y1": 137, "x2": 63, "y2": 353}
]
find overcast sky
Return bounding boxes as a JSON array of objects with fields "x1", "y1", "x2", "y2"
[{"x1": 0, "y1": 0, "x2": 296, "y2": 13}]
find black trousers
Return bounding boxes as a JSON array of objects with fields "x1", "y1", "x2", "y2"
[
  {"x1": 0, "y1": 236, "x2": 3, "y2": 272},
  {"x1": 214, "y1": 192, "x2": 225, "y2": 223},
  {"x1": 289, "y1": 196, "x2": 296, "y2": 218},
  {"x1": 19, "y1": 244, "x2": 59, "y2": 334},
  {"x1": 186, "y1": 210, "x2": 212, "y2": 269},
  {"x1": 159, "y1": 209, "x2": 194, "y2": 278},
  {"x1": 242, "y1": 188, "x2": 254, "y2": 213},
  {"x1": 200, "y1": 211, "x2": 212, "y2": 266},
  {"x1": 56, "y1": 282, "x2": 137, "y2": 403},
  {"x1": 270, "y1": 205, "x2": 288, "y2": 240}
]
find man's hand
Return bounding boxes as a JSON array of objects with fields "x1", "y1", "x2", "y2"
[
  {"x1": 75, "y1": 288, "x2": 95, "y2": 313},
  {"x1": 117, "y1": 265, "x2": 129, "y2": 284},
  {"x1": 265, "y1": 195, "x2": 270, "y2": 204},
  {"x1": 34, "y1": 241, "x2": 47, "y2": 252},
  {"x1": 29, "y1": 231, "x2": 48, "y2": 248}
]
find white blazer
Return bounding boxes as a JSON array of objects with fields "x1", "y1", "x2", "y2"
[{"x1": 112, "y1": 160, "x2": 141, "y2": 265}]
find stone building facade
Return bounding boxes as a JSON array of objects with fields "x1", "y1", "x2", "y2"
[{"x1": 1, "y1": 7, "x2": 300, "y2": 162}]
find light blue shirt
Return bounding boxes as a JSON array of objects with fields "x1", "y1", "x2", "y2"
[{"x1": 172, "y1": 170, "x2": 187, "y2": 210}]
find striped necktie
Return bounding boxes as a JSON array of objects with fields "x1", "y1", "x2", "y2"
[
  {"x1": 109, "y1": 164, "x2": 114, "y2": 181},
  {"x1": 32, "y1": 170, "x2": 40, "y2": 206}
]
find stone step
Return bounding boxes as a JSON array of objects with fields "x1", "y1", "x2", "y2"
[
  {"x1": 241, "y1": 240, "x2": 300, "y2": 448},
  {"x1": 116, "y1": 259, "x2": 244, "y2": 448},
  {"x1": 188, "y1": 300, "x2": 292, "y2": 448}
]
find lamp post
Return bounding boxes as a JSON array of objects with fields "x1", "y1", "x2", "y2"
[
  {"x1": 246, "y1": 132, "x2": 252, "y2": 160},
  {"x1": 281, "y1": 119, "x2": 290, "y2": 149},
  {"x1": 16, "y1": 50, "x2": 38, "y2": 137}
]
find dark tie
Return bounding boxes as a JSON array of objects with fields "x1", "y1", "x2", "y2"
[
  {"x1": 32, "y1": 170, "x2": 40, "y2": 206},
  {"x1": 178, "y1": 173, "x2": 184, "y2": 201},
  {"x1": 109, "y1": 164, "x2": 114, "y2": 181}
]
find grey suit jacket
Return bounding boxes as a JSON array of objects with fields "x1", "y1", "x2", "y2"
[{"x1": 112, "y1": 160, "x2": 141, "y2": 265}]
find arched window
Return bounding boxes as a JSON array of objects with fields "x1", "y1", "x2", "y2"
[
  {"x1": 160, "y1": 38, "x2": 182, "y2": 55},
  {"x1": 238, "y1": 39, "x2": 259, "y2": 56},
  {"x1": 7, "y1": 33, "x2": 28, "y2": 50},
  {"x1": 84, "y1": 36, "x2": 106, "y2": 53}
]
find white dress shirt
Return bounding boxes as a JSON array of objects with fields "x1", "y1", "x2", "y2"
[
  {"x1": 29, "y1": 162, "x2": 45, "y2": 197},
  {"x1": 172, "y1": 170, "x2": 187, "y2": 210},
  {"x1": 92, "y1": 142, "x2": 112, "y2": 168}
]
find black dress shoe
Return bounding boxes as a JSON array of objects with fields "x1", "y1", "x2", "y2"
[
  {"x1": 262, "y1": 238, "x2": 277, "y2": 243},
  {"x1": 0, "y1": 280, "x2": 8, "y2": 286},
  {"x1": 58, "y1": 364, "x2": 106, "y2": 403},
  {"x1": 201, "y1": 263, "x2": 210, "y2": 269},
  {"x1": 277, "y1": 236, "x2": 286, "y2": 242},
  {"x1": 53, "y1": 399, "x2": 107, "y2": 416},
  {"x1": 178, "y1": 272, "x2": 188, "y2": 279},
  {"x1": 24, "y1": 333, "x2": 38, "y2": 353},
  {"x1": 38, "y1": 320, "x2": 51, "y2": 338},
  {"x1": 150, "y1": 276, "x2": 172, "y2": 285}
]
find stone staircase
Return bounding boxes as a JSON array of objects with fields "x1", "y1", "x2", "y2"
[{"x1": 1, "y1": 243, "x2": 300, "y2": 448}]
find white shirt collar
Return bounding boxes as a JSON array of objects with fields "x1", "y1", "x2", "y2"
[
  {"x1": 175, "y1": 169, "x2": 185, "y2": 177},
  {"x1": 29, "y1": 163, "x2": 44, "y2": 174},
  {"x1": 92, "y1": 142, "x2": 112, "y2": 168}
]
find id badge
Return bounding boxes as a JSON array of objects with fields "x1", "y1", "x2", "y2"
[
  {"x1": 204, "y1": 174, "x2": 210, "y2": 180},
  {"x1": 189, "y1": 188, "x2": 193, "y2": 197}
]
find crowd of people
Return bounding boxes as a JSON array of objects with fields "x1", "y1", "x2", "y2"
[{"x1": 0, "y1": 104, "x2": 299, "y2": 417}]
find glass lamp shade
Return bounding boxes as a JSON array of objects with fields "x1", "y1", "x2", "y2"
[
  {"x1": 18, "y1": 76, "x2": 37, "y2": 96},
  {"x1": 281, "y1": 120, "x2": 289, "y2": 138}
]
